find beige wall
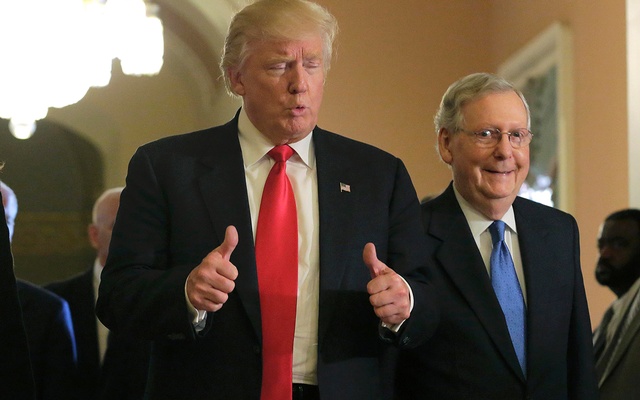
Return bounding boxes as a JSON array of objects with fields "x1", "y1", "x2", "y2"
[
  {"x1": 316, "y1": 0, "x2": 491, "y2": 198},
  {"x1": 45, "y1": 0, "x2": 630, "y2": 326},
  {"x1": 316, "y1": 0, "x2": 629, "y2": 327},
  {"x1": 490, "y1": 0, "x2": 628, "y2": 328}
]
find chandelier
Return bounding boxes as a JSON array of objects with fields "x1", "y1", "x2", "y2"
[{"x1": 0, "y1": 0, "x2": 164, "y2": 139}]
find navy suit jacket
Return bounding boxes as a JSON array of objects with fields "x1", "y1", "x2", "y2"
[
  {"x1": 96, "y1": 114, "x2": 433, "y2": 399},
  {"x1": 46, "y1": 268, "x2": 150, "y2": 400},
  {"x1": 396, "y1": 183, "x2": 598, "y2": 399},
  {"x1": 0, "y1": 194, "x2": 35, "y2": 400},
  {"x1": 46, "y1": 269, "x2": 99, "y2": 399},
  {"x1": 17, "y1": 280, "x2": 77, "y2": 400}
]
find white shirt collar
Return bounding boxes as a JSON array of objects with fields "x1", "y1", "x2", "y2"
[
  {"x1": 453, "y1": 185, "x2": 517, "y2": 236},
  {"x1": 237, "y1": 108, "x2": 314, "y2": 169},
  {"x1": 92, "y1": 258, "x2": 103, "y2": 302}
]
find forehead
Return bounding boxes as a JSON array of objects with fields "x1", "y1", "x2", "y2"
[
  {"x1": 248, "y1": 36, "x2": 324, "y2": 58},
  {"x1": 601, "y1": 219, "x2": 640, "y2": 239},
  {"x1": 461, "y1": 91, "x2": 527, "y2": 127}
]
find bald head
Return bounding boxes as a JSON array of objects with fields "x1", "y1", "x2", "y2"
[
  {"x1": 0, "y1": 180, "x2": 18, "y2": 241},
  {"x1": 89, "y1": 187, "x2": 123, "y2": 267}
]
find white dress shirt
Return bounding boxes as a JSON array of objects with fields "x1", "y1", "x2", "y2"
[
  {"x1": 185, "y1": 109, "x2": 321, "y2": 384},
  {"x1": 93, "y1": 259, "x2": 109, "y2": 364},
  {"x1": 238, "y1": 109, "x2": 320, "y2": 385}
]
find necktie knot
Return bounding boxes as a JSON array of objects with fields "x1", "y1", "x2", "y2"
[
  {"x1": 489, "y1": 220, "x2": 506, "y2": 245},
  {"x1": 268, "y1": 145, "x2": 294, "y2": 163}
]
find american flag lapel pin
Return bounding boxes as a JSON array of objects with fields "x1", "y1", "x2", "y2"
[{"x1": 340, "y1": 182, "x2": 351, "y2": 193}]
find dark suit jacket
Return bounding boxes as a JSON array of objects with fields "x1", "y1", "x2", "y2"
[
  {"x1": 46, "y1": 268, "x2": 150, "y2": 400},
  {"x1": 595, "y1": 291, "x2": 640, "y2": 399},
  {"x1": 17, "y1": 280, "x2": 77, "y2": 400},
  {"x1": 46, "y1": 269, "x2": 99, "y2": 399},
  {"x1": 96, "y1": 114, "x2": 433, "y2": 399},
  {"x1": 396, "y1": 183, "x2": 598, "y2": 400},
  {"x1": 0, "y1": 194, "x2": 35, "y2": 400}
]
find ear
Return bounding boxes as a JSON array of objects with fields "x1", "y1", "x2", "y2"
[
  {"x1": 88, "y1": 224, "x2": 99, "y2": 250},
  {"x1": 437, "y1": 128, "x2": 454, "y2": 165},
  {"x1": 228, "y1": 67, "x2": 245, "y2": 96}
]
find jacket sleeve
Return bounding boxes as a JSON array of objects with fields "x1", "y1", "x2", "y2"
[{"x1": 96, "y1": 146, "x2": 199, "y2": 341}]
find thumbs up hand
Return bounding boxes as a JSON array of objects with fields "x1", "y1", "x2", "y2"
[
  {"x1": 363, "y1": 242, "x2": 411, "y2": 326},
  {"x1": 187, "y1": 226, "x2": 239, "y2": 312}
]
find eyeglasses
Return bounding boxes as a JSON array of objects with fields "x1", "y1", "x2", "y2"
[{"x1": 459, "y1": 128, "x2": 533, "y2": 149}]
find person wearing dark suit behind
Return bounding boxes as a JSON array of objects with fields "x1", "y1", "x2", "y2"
[
  {"x1": 0, "y1": 164, "x2": 35, "y2": 400},
  {"x1": 1, "y1": 180, "x2": 78, "y2": 400},
  {"x1": 16, "y1": 280, "x2": 78, "y2": 400},
  {"x1": 96, "y1": 1, "x2": 435, "y2": 399},
  {"x1": 47, "y1": 187, "x2": 150, "y2": 400},
  {"x1": 395, "y1": 73, "x2": 598, "y2": 399},
  {"x1": 592, "y1": 209, "x2": 640, "y2": 399}
]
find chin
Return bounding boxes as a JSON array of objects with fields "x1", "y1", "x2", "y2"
[{"x1": 485, "y1": 188, "x2": 517, "y2": 201}]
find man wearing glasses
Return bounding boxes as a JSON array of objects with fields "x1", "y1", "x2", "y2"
[{"x1": 394, "y1": 73, "x2": 598, "y2": 399}]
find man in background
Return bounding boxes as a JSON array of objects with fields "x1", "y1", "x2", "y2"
[
  {"x1": 396, "y1": 72, "x2": 597, "y2": 399},
  {"x1": 0, "y1": 164, "x2": 35, "y2": 400},
  {"x1": 47, "y1": 187, "x2": 150, "y2": 400},
  {"x1": 593, "y1": 208, "x2": 640, "y2": 399},
  {"x1": 1, "y1": 180, "x2": 77, "y2": 400}
]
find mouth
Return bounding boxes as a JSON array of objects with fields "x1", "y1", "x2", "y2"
[
  {"x1": 289, "y1": 105, "x2": 307, "y2": 116},
  {"x1": 485, "y1": 168, "x2": 514, "y2": 176}
]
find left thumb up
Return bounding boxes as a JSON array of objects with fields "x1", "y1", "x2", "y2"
[{"x1": 363, "y1": 242, "x2": 389, "y2": 279}]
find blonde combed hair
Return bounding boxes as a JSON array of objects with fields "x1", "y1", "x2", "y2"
[{"x1": 220, "y1": 0, "x2": 338, "y2": 96}]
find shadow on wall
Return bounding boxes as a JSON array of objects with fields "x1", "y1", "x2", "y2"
[{"x1": 0, "y1": 119, "x2": 103, "y2": 284}]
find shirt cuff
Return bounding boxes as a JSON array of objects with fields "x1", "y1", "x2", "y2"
[{"x1": 185, "y1": 281, "x2": 207, "y2": 331}]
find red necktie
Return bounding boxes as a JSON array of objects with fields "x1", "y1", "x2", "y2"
[{"x1": 255, "y1": 145, "x2": 298, "y2": 400}]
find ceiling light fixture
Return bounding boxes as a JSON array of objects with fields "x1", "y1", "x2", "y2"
[{"x1": 0, "y1": 0, "x2": 164, "y2": 139}]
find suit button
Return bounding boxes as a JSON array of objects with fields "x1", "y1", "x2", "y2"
[{"x1": 253, "y1": 345, "x2": 261, "y2": 354}]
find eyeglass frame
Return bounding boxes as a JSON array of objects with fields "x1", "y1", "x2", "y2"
[{"x1": 457, "y1": 127, "x2": 533, "y2": 149}]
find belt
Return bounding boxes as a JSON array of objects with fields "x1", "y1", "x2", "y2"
[{"x1": 292, "y1": 383, "x2": 319, "y2": 400}]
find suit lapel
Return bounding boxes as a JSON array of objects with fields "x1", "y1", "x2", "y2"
[
  {"x1": 197, "y1": 120, "x2": 262, "y2": 339},
  {"x1": 430, "y1": 186, "x2": 525, "y2": 381},
  {"x1": 600, "y1": 291, "x2": 640, "y2": 383},
  {"x1": 313, "y1": 130, "x2": 355, "y2": 343}
]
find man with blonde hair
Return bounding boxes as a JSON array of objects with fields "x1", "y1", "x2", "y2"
[{"x1": 96, "y1": 1, "x2": 434, "y2": 399}]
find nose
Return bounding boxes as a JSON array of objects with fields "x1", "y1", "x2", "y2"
[
  {"x1": 288, "y1": 64, "x2": 308, "y2": 94},
  {"x1": 493, "y1": 132, "x2": 513, "y2": 159},
  {"x1": 599, "y1": 244, "x2": 613, "y2": 258}
]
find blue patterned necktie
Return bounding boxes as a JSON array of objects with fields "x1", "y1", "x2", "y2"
[{"x1": 489, "y1": 220, "x2": 527, "y2": 375}]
